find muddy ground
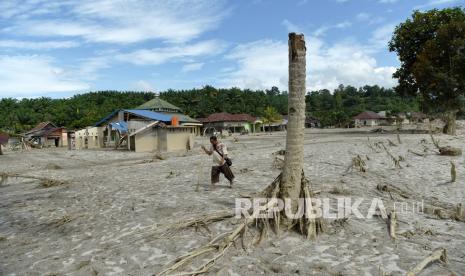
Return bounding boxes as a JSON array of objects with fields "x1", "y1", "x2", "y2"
[{"x1": 1, "y1": 125, "x2": 464, "y2": 275}]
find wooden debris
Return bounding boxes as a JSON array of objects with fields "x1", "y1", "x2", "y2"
[
  {"x1": 272, "y1": 149, "x2": 286, "y2": 156},
  {"x1": 408, "y1": 149, "x2": 426, "y2": 157},
  {"x1": 439, "y1": 146, "x2": 462, "y2": 156},
  {"x1": 387, "y1": 139, "x2": 397, "y2": 147},
  {"x1": 430, "y1": 134, "x2": 441, "y2": 149},
  {"x1": 154, "y1": 153, "x2": 166, "y2": 160},
  {"x1": 380, "y1": 143, "x2": 402, "y2": 168},
  {"x1": 45, "y1": 163, "x2": 63, "y2": 170},
  {"x1": 397, "y1": 133, "x2": 402, "y2": 144},
  {"x1": 40, "y1": 179, "x2": 66, "y2": 188},
  {"x1": 376, "y1": 184, "x2": 410, "y2": 199},
  {"x1": 0, "y1": 172, "x2": 68, "y2": 188},
  {"x1": 159, "y1": 211, "x2": 235, "y2": 238},
  {"x1": 388, "y1": 210, "x2": 396, "y2": 239},
  {"x1": 450, "y1": 161, "x2": 456, "y2": 182},
  {"x1": 406, "y1": 248, "x2": 447, "y2": 276},
  {"x1": 456, "y1": 203, "x2": 464, "y2": 221},
  {"x1": 346, "y1": 155, "x2": 366, "y2": 173}
]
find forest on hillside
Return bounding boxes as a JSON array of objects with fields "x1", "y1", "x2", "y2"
[{"x1": 0, "y1": 84, "x2": 419, "y2": 133}]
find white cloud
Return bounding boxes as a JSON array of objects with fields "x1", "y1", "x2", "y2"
[
  {"x1": 356, "y1": 12, "x2": 371, "y2": 21},
  {"x1": 5, "y1": 0, "x2": 228, "y2": 44},
  {"x1": 133, "y1": 80, "x2": 154, "y2": 92},
  {"x1": 182, "y1": 62, "x2": 204, "y2": 72},
  {"x1": 223, "y1": 40, "x2": 289, "y2": 90},
  {"x1": 335, "y1": 21, "x2": 352, "y2": 28},
  {"x1": 281, "y1": 19, "x2": 302, "y2": 33},
  {"x1": 0, "y1": 40, "x2": 79, "y2": 49},
  {"x1": 221, "y1": 37, "x2": 396, "y2": 91},
  {"x1": 414, "y1": 0, "x2": 460, "y2": 9},
  {"x1": 0, "y1": 55, "x2": 89, "y2": 97},
  {"x1": 369, "y1": 23, "x2": 397, "y2": 50},
  {"x1": 313, "y1": 21, "x2": 352, "y2": 37},
  {"x1": 117, "y1": 40, "x2": 226, "y2": 65}
]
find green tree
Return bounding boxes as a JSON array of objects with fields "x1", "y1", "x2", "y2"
[
  {"x1": 389, "y1": 7, "x2": 465, "y2": 135},
  {"x1": 262, "y1": 106, "x2": 282, "y2": 132}
]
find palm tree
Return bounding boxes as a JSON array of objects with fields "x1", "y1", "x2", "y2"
[{"x1": 262, "y1": 106, "x2": 282, "y2": 132}]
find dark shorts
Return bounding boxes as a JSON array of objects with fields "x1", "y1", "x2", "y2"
[{"x1": 211, "y1": 164, "x2": 235, "y2": 184}]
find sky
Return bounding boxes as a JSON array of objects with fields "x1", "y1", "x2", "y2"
[{"x1": 0, "y1": 0, "x2": 464, "y2": 98}]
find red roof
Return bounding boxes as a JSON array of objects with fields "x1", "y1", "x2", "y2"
[
  {"x1": 353, "y1": 111, "x2": 384, "y2": 120},
  {"x1": 201, "y1": 112, "x2": 256, "y2": 123}
]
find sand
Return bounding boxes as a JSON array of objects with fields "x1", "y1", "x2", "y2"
[{"x1": 1, "y1": 125, "x2": 464, "y2": 275}]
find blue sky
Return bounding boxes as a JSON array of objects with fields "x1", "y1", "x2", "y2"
[{"x1": 0, "y1": 0, "x2": 463, "y2": 98}]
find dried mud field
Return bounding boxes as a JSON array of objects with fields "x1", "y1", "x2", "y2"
[{"x1": 1, "y1": 126, "x2": 465, "y2": 275}]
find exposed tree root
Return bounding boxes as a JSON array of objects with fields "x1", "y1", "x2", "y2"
[
  {"x1": 406, "y1": 248, "x2": 447, "y2": 276},
  {"x1": 159, "y1": 211, "x2": 235, "y2": 238},
  {"x1": 157, "y1": 172, "x2": 325, "y2": 275}
]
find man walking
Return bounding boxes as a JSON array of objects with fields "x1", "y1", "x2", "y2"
[{"x1": 201, "y1": 136, "x2": 234, "y2": 189}]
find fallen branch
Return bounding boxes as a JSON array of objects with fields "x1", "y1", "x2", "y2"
[
  {"x1": 376, "y1": 183, "x2": 409, "y2": 199},
  {"x1": 406, "y1": 248, "x2": 447, "y2": 276},
  {"x1": 0, "y1": 172, "x2": 68, "y2": 187},
  {"x1": 408, "y1": 149, "x2": 426, "y2": 157}
]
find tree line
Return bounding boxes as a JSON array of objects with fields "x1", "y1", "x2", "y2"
[{"x1": 0, "y1": 84, "x2": 419, "y2": 134}]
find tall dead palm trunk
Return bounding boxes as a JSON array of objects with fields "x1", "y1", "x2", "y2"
[{"x1": 280, "y1": 33, "x2": 307, "y2": 227}]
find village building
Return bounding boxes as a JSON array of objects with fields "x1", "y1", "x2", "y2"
[
  {"x1": 410, "y1": 112, "x2": 429, "y2": 124},
  {"x1": 198, "y1": 112, "x2": 261, "y2": 135},
  {"x1": 75, "y1": 97, "x2": 200, "y2": 153},
  {"x1": 134, "y1": 96, "x2": 202, "y2": 135},
  {"x1": 260, "y1": 116, "x2": 288, "y2": 132},
  {"x1": 353, "y1": 111, "x2": 388, "y2": 127},
  {"x1": 23, "y1": 122, "x2": 69, "y2": 147}
]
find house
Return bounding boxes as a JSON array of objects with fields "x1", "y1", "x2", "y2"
[
  {"x1": 24, "y1": 122, "x2": 68, "y2": 147},
  {"x1": 395, "y1": 112, "x2": 410, "y2": 125},
  {"x1": 261, "y1": 116, "x2": 287, "y2": 132},
  {"x1": 134, "y1": 96, "x2": 202, "y2": 135},
  {"x1": 410, "y1": 112, "x2": 429, "y2": 123},
  {"x1": 353, "y1": 111, "x2": 387, "y2": 127},
  {"x1": 199, "y1": 112, "x2": 260, "y2": 135},
  {"x1": 76, "y1": 108, "x2": 196, "y2": 153}
]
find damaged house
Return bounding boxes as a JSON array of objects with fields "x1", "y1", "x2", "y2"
[
  {"x1": 75, "y1": 97, "x2": 201, "y2": 153},
  {"x1": 24, "y1": 122, "x2": 69, "y2": 148}
]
